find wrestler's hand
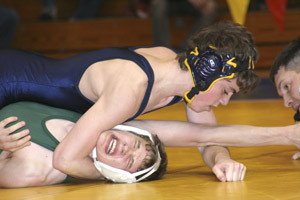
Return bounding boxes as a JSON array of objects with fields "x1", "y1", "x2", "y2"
[
  {"x1": 212, "y1": 158, "x2": 246, "y2": 182},
  {"x1": 0, "y1": 116, "x2": 31, "y2": 152}
]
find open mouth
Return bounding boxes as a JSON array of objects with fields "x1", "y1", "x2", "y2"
[{"x1": 106, "y1": 136, "x2": 118, "y2": 155}]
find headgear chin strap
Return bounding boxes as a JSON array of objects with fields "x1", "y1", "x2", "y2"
[
  {"x1": 184, "y1": 46, "x2": 255, "y2": 104},
  {"x1": 92, "y1": 125, "x2": 162, "y2": 183}
]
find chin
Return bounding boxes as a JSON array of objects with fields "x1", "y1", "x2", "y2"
[{"x1": 188, "y1": 102, "x2": 211, "y2": 112}]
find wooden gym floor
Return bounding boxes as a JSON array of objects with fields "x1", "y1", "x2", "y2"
[{"x1": 1, "y1": 98, "x2": 300, "y2": 200}]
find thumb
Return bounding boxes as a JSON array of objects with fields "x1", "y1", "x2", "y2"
[{"x1": 212, "y1": 166, "x2": 226, "y2": 182}]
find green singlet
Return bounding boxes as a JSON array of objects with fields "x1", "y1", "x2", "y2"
[{"x1": 0, "y1": 101, "x2": 82, "y2": 183}]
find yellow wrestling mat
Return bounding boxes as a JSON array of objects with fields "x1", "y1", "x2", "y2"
[{"x1": 2, "y1": 99, "x2": 300, "y2": 200}]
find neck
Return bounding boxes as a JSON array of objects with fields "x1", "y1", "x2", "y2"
[{"x1": 160, "y1": 59, "x2": 194, "y2": 97}]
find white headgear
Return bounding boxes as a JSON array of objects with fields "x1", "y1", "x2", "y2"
[{"x1": 92, "y1": 125, "x2": 162, "y2": 183}]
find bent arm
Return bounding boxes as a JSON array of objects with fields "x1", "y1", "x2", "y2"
[
  {"x1": 53, "y1": 84, "x2": 142, "y2": 179},
  {"x1": 53, "y1": 102, "x2": 107, "y2": 180}
]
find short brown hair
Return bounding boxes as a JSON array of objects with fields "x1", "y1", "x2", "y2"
[
  {"x1": 270, "y1": 37, "x2": 300, "y2": 83},
  {"x1": 135, "y1": 134, "x2": 167, "y2": 182},
  {"x1": 177, "y1": 21, "x2": 260, "y2": 93}
]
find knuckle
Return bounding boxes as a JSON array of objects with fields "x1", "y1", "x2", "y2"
[{"x1": 234, "y1": 163, "x2": 240, "y2": 168}]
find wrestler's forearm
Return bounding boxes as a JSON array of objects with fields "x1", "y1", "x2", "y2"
[
  {"x1": 185, "y1": 108, "x2": 293, "y2": 147},
  {"x1": 195, "y1": 124, "x2": 293, "y2": 147},
  {"x1": 53, "y1": 140, "x2": 103, "y2": 180},
  {"x1": 53, "y1": 156, "x2": 103, "y2": 180}
]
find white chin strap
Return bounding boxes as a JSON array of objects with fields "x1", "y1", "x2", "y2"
[{"x1": 92, "y1": 125, "x2": 161, "y2": 183}]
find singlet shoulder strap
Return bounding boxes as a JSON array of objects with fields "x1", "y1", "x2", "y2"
[
  {"x1": 166, "y1": 96, "x2": 182, "y2": 106},
  {"x1": 125, "y1": 47, "x2": 155, "y2": 121}
]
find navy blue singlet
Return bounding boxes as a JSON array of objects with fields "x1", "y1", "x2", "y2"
[{"x1": 0, "y1": 48, "x2": 181, "y2": 121}]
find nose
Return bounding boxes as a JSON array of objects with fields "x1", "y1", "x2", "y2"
[
  {"x1": 283, "y1": 94, "x2": 293, "y2": 108},
  {"x1": 121, "y1": 142, "x2": 137, "y2": 155},
  {"x1": 121, "y1": 143, "x2": 129, "y2": 155}
]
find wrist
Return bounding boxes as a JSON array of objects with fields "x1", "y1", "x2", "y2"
[
  {"x1": 214, "y1": 151, "x2": 230, "y2": 164},
  {"x1": 286, "y1": 124, "x2": 300, "y2": 146}
]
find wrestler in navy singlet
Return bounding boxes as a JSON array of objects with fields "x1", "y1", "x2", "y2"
[{"x1": 0, "y1": 47, "x2": 181, "y2": 121}]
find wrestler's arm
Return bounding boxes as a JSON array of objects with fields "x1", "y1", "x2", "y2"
[{"x1": 53, "y1": 82, "x2": 143, "y2": 179}]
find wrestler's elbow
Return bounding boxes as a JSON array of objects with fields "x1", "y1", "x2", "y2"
[{"x1": 53, "y1": 151, "x2": 69, "y2": 173}]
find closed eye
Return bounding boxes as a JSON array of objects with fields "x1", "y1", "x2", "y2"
[
  {"x1": 232, "y1": 88, "x2": 237, "y2": 94},
  {"x1": 129, "y1": 157, "x2": 134, "y2": 169},
  {"x1": 127, "y1": 156, "x2": 134, "y2": 169}
]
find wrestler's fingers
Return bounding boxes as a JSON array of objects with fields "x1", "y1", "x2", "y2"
[
  {"x1": 9, "y1": 140, "x2": 31, "y2": 152},
  {"x1": 225, "y1": 165, "x2": 234, "y2": 182},
  {"x1": 236, "y1": 164, "x2": 245, "y2": 181},
  {"x1": 8, "y1": 129, "x2": 30, "y2": 141},
  {"x1": 232, "y1": 163, "x2": 241, "y2": 181},
  {"x1": 3, "y1": 135, "x2": 31, "y2": 152},
  {"x1": 240, "y1": 166, "x2": 246, "y2": 181},
  {"x1": 212, "y1": 166, "x2": 226, "y2": 182},
  {"x1": 0, "y1": 116, "x2": 18, "y2": 128},
  {"x1": 2, "y1": 121, "x2": 26, "y2": 135}
]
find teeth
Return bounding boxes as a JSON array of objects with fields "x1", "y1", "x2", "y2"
[{"x1": 108, "y1": 138, "x2": 117, "y2": 155}]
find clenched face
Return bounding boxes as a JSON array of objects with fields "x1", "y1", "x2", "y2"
[
  {"x1": 275, "y1": 67, "x2": 300, "y2": 112},
  {"x1": 96, "y1": 129, "x2": 154, "y2": 173}
]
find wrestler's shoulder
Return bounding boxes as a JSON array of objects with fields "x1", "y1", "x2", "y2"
[{"x1": 136, "y1": 46, "x2": 177, "y2": 58}]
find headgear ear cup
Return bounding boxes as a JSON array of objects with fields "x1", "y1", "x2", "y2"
[
  {"x1": 92, "y1": 125, "x2": 162, "y2": 183},
  {"x1": 184, "y1": 46, "x2": 254, "y2": 104}
]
